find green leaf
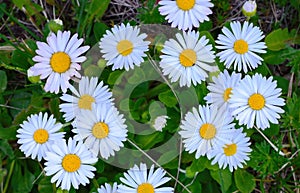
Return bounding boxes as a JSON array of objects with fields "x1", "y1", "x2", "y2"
[
  {"x1": 134, "y1": 132, "x2": 164, "y2": 149},
  {"x1": 88, "y1": 0, "x2": 110, "y2": 21},
  {"x1": 12, "y1": 161, "x2": 35, "y2": 193},
  {"x1": 264, "y1": 50, "x2": 285, "y2": 65},
  {"x1": 11, "y1": 49, "x2": 31, "y2": 69},
  {"x1": 0, "y1": 126, "x2": 17, "y2": 140},
  {"x1": 149, "y1": 101, "x2": 167, "y2": 118},
  {"x1": 107, "y1": 70, "x2": 123, "y2": 85},
  {"x1": 265, "y1": 28, "x2": 298, "y2": 51},
  {"x1": 38, "y1": 176, "x2": 54, "y2": 193},
  {"x1": 0, "y1": 70, "x2": 7, "y2": 93},
  {"x1": 84, "y1": 65, "x2": 102, "y2": 78},
  {"x1": 158, "y1": 90, "x2": 178, "y2": 107},
  {"x1": 273, "y1": 76, "x2": 289, "y2": 95},
  {"x1": 128, "y1": 67, "x2": 146, "y2": 84},
  {"x1": 234, "y1": 169, "x2": 255, "y2": 193},
  {"x1": 93, "y1": 22, "x2": 109, "y2": 41},
  {"x1": 49, "y1": 97, "x2": 61, "y2": 120},
  {"x1": 12, "y1": 0, "x2": 26, "y2": 8},
  {"x1": 0, "y1": 139, "x2": 15, "y2": 159},
  {"x1": 210, "y1": 169, "x2": 232, "y2": 192},
  {"x1": 157, "y1": 150, "x2": 178, "y2": 165}
]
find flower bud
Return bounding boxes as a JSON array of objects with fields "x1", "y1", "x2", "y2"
[
  {"x1": 242, "y1": 0, "x2": 257, "y2": 18},
  {"x1": 48, "y1": 19, "x2": 63, "y2": 33},
  {"x1": 27, "y1": 67, "x2": 40, "y2": 83}
]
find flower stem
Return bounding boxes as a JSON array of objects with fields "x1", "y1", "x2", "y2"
[{"x1": 254, "y1": 126, "x2": 285, "y2": 156}]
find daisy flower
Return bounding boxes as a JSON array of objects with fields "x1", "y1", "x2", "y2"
[
  {"x1": 73, "y1": 104, "x2": 127, "y2": 159},
  {"x1": 229, "y1": 73, "x2": 285, "y2": 130},
  {"x1": 31, "y1": 30, "x2": 90, "y2": 93},
  {"x1": 179, "y1": 105, "x2": 234, "y2": 158},
  {"x1": 204, "y1": 70, "x2": 242, "y2": 111},
  {"x1": 44, "y1": 138, "x2": 97, "y2": 191},
  {"x1": 16, "y1": 112, "x2": 65, "y2": 161},
  {"x1": 99, "y1": 23, "x2": 150, "y2": 71},
  {"x1": 158, "y1": 0, "x2": 213, "y2": 31},
  {"x1": 59, "y1": 76, "x2": 113, "y2": 122},
  {"x1": 216, "y1": 21, "x2": 267, "y2": 73},
  {"x1": 208, "y1": 128, "x2": 252, "y2": 172},
  {"x1": 118, "y1": 163, "x2": 174, "y2": 193},
  {"x1": 97, "y1": 182, "x2": 118, "y2": 193},
  {"x1": 160, "y1": 30, "x2": 216, "y2": 87}
]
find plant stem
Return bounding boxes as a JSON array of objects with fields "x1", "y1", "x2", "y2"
[
  {"x1": 254, "y1": 126, "x2": 285, "y2": 156},
  {"x1": 3, "y1": 160, "x2": 15, "y2": 193}
]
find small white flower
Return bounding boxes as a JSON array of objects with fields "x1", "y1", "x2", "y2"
[
  {"x1": 16, "y1": 112, "x2": 65, "y2": 161},
  {"x1": 153, "y1": 115, "x2": 169, "y2": 132},
  {"x1": 159, "y1": 0, "x2": 213, "y2": 31},
  {"x1": 208, "y1": 128, "x2": 252, "y2": 172},
  {"x1": 97, "y1": 182, "x2": 118, "y2": 193},
  {"x1": 44, "y1": 138, "x2": 97, "y2": 190},
  {"x1": 216, "y1": 21, "x2": 267, "y2": 73},
  {"x1": 73, "y1": 104, "x2": 127, "y2": 159},
  {"x1": 204, "y1": 70, "x2": 242, "y2": 112},
  {"x1": 229, "y1": 73, "x2": 285, "y2": 130},
  {"x1": 59, "y1": 76, "x2": 113, "y2": 122},
  {"x1": 32, "y1": 30, "x2": 90, "y2": 93},
  {"x1": 99, "y1": 23, "x2": 150, "y2": 71},
  {"x1": 118, "y1": 163, "x2": 174, "y2": 193},
  {"x1": 160, "y1": 30, "x2": 216, "y2": 87},
  {"x1": 179, "y1": 105, "x2": 234, "y2": 158}
]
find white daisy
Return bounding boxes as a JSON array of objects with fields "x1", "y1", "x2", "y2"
[
  {"x1": 229, "y1": 73, "x2": 285, "y2": 130},
  {"x1": 59, "y1": 76, "x2": 113, "y2": 122},
  {"x1": 97, "y1": 182, "x2": 118, "y2": 193},
  {"x1": 204, "y1": 70, "x2": 242, "y2": 111},
  {"x1": 158, "y1": 0, "x2": 214, "y2": 31},
  {"x1": 73, "y1": 104, "x2": 127, "y2": 159},
  {"x1": 179, "y1": 105, "x2": 234, "y2": 158},
  {"x1": 216, "y1": 21, "x2": 267, "y2": 73},
  {"x1": 31, "y1": 30, "x2": 90, "y2": 93},
  {"x1": 118, "y1": 163, "x2": 174, "y2": 193},
  {"x1": 99, "y1": 23, "x2": 150, "y2": 71},
  {"x1": 16, "y1": 112, "x2": 65, "y2": 161},
  {"x1": 160, "y1": 30, "x2": 216, "y2": 87},
  {"x1": 208, "y1": 128, "x2": 252, "y2": 172},
  {"x1": 44, "y1": 138, "x2": 98, "y2": 191}
]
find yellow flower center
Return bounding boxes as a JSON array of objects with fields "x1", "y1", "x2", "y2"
[
  {"x1": 248, "y1": 93, "x2": 265, "y2": 110},
  {"x1": 137, "y1": 183, "x2": 154, "y2": 193},
  {"x1": 50, "y1": 52, "x2": 71, "y2": 73},
  {"x1": 117, "y1": 40, "x2": 133, "y2": 56},
  {"x1": 33, "y1": 129, "x2": 49, "y2": 144},
  {"x1": 199, "y1": 123, "x2": 216, "y2": 140},
  {"x1": 179, "y1": 49, "x2": 197, "y2": 67},
  {"x1": 223, "y1": 143, "x2": 237, "y2": 156},
  {"x1": 78, "y1": 94, "x2": 95, "y2": 110},
  {"x1": 92, "y1": 122, "x2": 109, "y2": 139},
  {"x1": 176, "y1": 0, "x2": 196, "y2": 11},
  {"x1": 223, "y1": 88, "x2": 233, "y2": 102},
  {"x1": 62, "y1": 154, "x2": 81, "y2": 172},
  {"x1": 233, "y1": 39, "x2": 249, "y2": 54}
]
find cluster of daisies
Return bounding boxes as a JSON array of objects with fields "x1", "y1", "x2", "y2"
[
  {"x1": 19, "y1": 30, "x2": 174, "y2": 191},
  {"x1": 17, "y1": 0, "x2": 286, "y2": 192}
]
